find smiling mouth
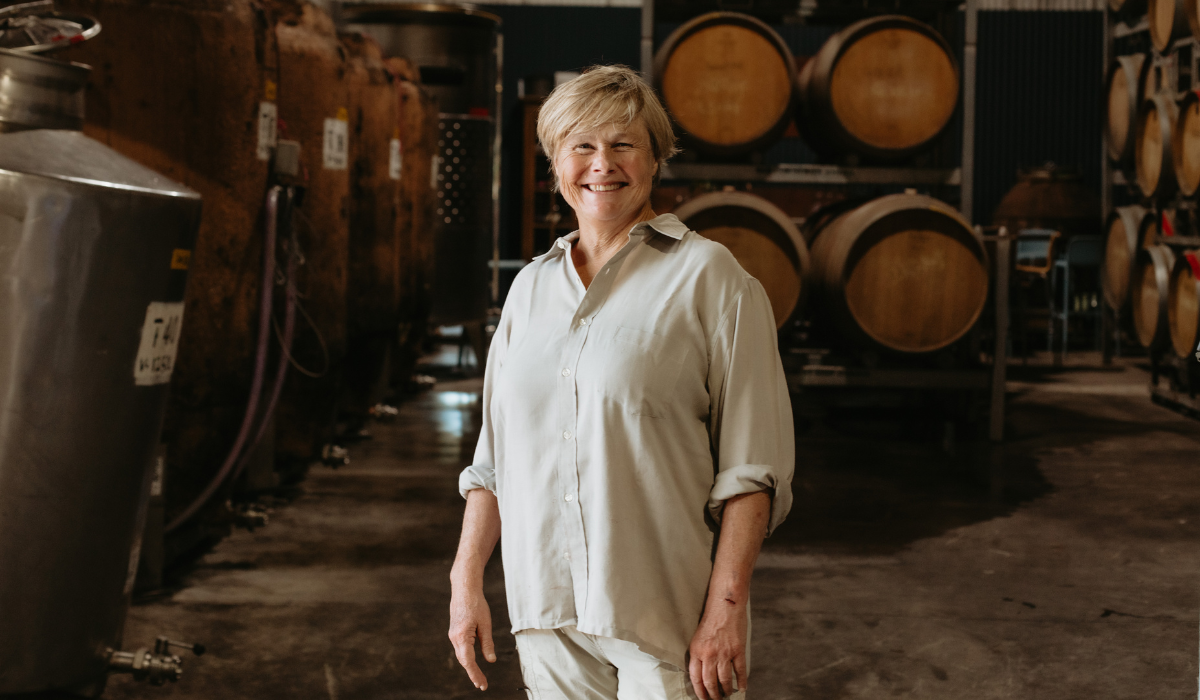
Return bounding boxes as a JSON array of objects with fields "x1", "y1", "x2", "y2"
[{"x1": 584, "y1": 183, "x2": 626, "y2": 192}]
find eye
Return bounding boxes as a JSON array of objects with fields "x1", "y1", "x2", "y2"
[
  {"x1": 573, "y1": 142, "x2": 594, "y2": 151},
  {"x1": 614, "y1": 142, "x2": 633, "y2": 149}
]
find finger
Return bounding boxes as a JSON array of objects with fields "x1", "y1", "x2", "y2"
[
  {"x1": 479, "y1": 616, "x2": 497, "y2": 663},
  {"x1": 734, "y1": 654, "x2": 749, "y2": 695},
  {"x1": 453, "y1": 637, "x2": 487, "y2": 689},
  {"x1": 718, "y1": 658, "x2": 735, "y2": 698},
  {"x1": 702, "y1": 658, "x2": 722, "y2": 700},
  {"x1": 689, "y1": 657, "x2": 710, "y2": 700}
]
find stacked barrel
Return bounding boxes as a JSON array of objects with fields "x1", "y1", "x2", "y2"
[
  {"x1": 659, "y1": 12, "x2": 986, "y2": 359},
  {"x1": 1105, "y1": 0, "x2": 1200, "y2": 363},
  {"x1": 59, "y1": 0, "x2": 439, "y2": 564}
]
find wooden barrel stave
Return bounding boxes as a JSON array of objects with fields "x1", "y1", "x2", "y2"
[
  {"x1": 1167, "y1": 249, "x2": 1200, "y2": 358},
  {"x1": 672, "y1": 192, "x2": 810, "y2": 328},
  {"x1": 1103, "y1": 205, "x2": 1148, "y2": 310},
  {"x1": 808, "y1": 194, "x2": 989, "y2": 354},
  {"x1": 1136, "y1": 93, "x2": 1179, "y2": 198},
  {"x1": 796, "y1": 15, "x2": 959, "y2": 161},
  {"x1": 1131, "y1": 244, "x2": 1176, "y2": 349},
  {"x1": 654, "y1": 12, "x2": 796, "y2": 157}
]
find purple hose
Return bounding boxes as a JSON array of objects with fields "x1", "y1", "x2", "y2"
[
  {"x1": 166, "y1": 186, "x2": 281, "y2": 533},
  {"x1": 232, "y1": 232, "x2": 298, "y2": 482}
]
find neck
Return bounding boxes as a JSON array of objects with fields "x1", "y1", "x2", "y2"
[{"x1": 574, "y1": 202, "x2": 657, "y2": 267}]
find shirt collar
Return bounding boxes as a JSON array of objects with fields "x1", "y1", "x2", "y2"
[{"x1": 550, "y1": 213, "x2": 690, "y2": 255}]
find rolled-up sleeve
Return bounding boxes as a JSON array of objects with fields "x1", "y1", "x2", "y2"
[
  {"x1": 458, "y1": 310, "x2": 511, "y2": 499},
  {"x1": 706, "y1": 278, "x2": 795, "y2": 535}
]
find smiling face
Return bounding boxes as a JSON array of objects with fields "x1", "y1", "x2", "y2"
[{"x1": 555, "y1": 118, "x2": 658, "y2": 230}]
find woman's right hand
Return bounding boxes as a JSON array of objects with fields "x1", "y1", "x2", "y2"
[{"x1": 449, "y1": 583, "x2": 496, "y2": 690}]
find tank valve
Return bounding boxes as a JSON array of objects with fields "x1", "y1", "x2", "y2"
[{"x1": 107, "y1": 636, "x2": 205, "y2": 686}]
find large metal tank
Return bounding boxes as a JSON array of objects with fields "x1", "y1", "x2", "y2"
[
  {"x1": 0, "y1": 49, "x2": 200, "y2": 696},
  {"x1": 339, "y1": 2, "x2": 499, "y2": 326}
]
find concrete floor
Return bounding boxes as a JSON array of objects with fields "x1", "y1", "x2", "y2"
[{"x1": 100, "y1": 355, "x2": 1199, "y2": 699}]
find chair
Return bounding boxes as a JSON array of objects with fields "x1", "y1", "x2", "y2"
[
  {"x1": 1011, "y1": 229, "x2": 1061, "y2": 360},
  {"x1": 1048, "y1": 235, "x2": 1104, "y2": 360}
]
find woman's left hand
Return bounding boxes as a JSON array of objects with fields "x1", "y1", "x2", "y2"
[{"x1": 687, "y1": 597, "x2": 748, "y2": 699}]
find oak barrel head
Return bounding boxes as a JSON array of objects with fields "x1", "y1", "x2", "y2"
[
  {"x1": 809, "y1": 194, "x2": 988, "y2": 354},
  {"x1": 796, "y1": 15, "x2": 958, "y2": 161},
  {"x1": 1131, "y1": 244, "x2": 1176, "y2": 349},
  {"x1": 1136, "y1": 94, "x2": 1178, "y2": 198},
  {"x1": 1167, "y1": 251, "x2": 1200, "y2": 358},
  {"x1": 1106, "y1": 55, "x2": 1146, "y2": 164},
  {"x1": 1148, "y1": 0, "x2": 1188, "y2": 53},
  {"x1": 1173, "y1": 90, "x2": 1200, "y2": 196},
  {"x1": 655, "y1": 12, "x2": 796, "y2": 157},
  {"x1": 673, "y1": 191, "x2": 810, "y2": 328},
  {"x1": 1103, "y1": 205, "x2": 1146, "y2": 310}
]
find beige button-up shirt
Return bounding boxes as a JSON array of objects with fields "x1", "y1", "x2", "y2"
[{"x1": 458, "y1": 213, "x2": 794, "y2": 669}]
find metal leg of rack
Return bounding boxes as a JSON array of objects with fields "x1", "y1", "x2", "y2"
[{"x1": 990, "y1": 235, "x2": 1010, "y2": 443}]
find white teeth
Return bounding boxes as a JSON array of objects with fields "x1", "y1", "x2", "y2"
[{"x1": 587, "y1": 184, "x2": 623, "y2": 192}]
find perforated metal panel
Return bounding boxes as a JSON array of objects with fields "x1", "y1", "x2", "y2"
[
  {"x1": 436, "y1": 117, "x2": 492, "y2": 229},
  {"x1": 431, "y1": 114, "x2": 493, "y2": 325}
]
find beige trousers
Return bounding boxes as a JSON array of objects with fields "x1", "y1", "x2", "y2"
[{"x1": 514, "y1": 626, "x2": 746, "y2": 700}]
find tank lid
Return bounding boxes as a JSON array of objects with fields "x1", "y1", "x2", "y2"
[
  {"x1": 337, "y1": 2, "x2": 501, "y2": 27},
  {"x1": 0, "y1": 47, "x2": 89, "y2": 131},
  {"x1": 0, "y1": 130, "x2": 201, "y2": 199}
]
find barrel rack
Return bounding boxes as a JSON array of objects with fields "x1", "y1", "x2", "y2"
[
  {"x1": 642, "y1": 0, "x2": 1008, "y2": 443},
  {"x1": 1102, "y1": 6, "x2": 1200, "y2": 420}
]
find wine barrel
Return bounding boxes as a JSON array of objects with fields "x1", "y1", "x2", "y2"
[
  {"x1": 1103, "y1": 205, "x2": 1149, "y2": 310},
  {"x1": 808, "y1": 193, "x2": 989, "y2": 353},
  {"x1": 796, "y1": 15, "x2": 959, "y2": 161},
  {"x1": 1149, "y1": 0, "x2": 1189, "y2": 53},
  {"x1": 654, "y1": 12, "x2": 796, "y2": 157},
  {"x1": 1131, "y1": 244, "x2": 1176, "y2": 349},
  {"x1": 1167, "y1": 249, "x2": 1200, "y2": 358},
  {"x1": 1107, "y1": 54, "x2": 1148, "y2": 164},
  {"x1": 1136, "y1": 94, "x2": 1179, "y2": 198},
  {"x1": 1174, "y1": 89, "x2": 1200, "y2": 195},
  {"x1": 672, "y1": 192, "x2": 809, "y2": 328}
]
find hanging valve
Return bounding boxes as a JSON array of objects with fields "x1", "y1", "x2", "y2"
[{"x1": 107, "y1": 636, "x2": 205, "y2": 685}]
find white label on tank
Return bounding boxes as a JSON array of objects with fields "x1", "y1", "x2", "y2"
[
  {"x1": 133, "y1": 302, "x2": 185, "y2": 386},
  {"x1": 389, "y1": 138, "x2": 402, "y2": 180},
  {"x1": 151, "y1": 452, "x2": 165, "y2": 498},
  {"x1": 256, "y1": 101, "x2": 277, "y2": 161},
  {"x1": 430, "y1": 154, "x2": 439, "y2": 190},
  {"x1": 323, "y1": 117, "x2": 349, "y2": 170}
]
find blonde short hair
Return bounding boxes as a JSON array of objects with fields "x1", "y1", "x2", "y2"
[{"x1": 537, "y1": 65, "x2": 678, "y2": 190}]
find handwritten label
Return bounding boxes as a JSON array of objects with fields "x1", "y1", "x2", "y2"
[
  {"x1": 256, "y1": 101, "x2": 277, "y2": 161},
  {"x1": 133, "y1": 301, "x2": 185, "y2": 386},
  {"x1": 323, "y1": 115, "x2": 348, "y2": 170},
  {"x1": 389, "y1": 138, "x2": 402, "y2": 180}
]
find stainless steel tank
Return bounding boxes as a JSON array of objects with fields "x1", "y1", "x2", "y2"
[
  {"x1": 338, "y1": 2, "x2": 500, "y2": 325},
  {"x1": 0, "y1": 48, "x2": 201, "y2": 696}
]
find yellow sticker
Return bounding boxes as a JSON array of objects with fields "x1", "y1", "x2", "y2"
[
  {"x1": 170, "y1": 249, "x2": 191, "y2": 270},
  {"x1": 336, "y1": 106, "x2": 348, "y2": 121},
  {"x1": 264, "y1": 79, "x2": 277, "y2": 101},
  {"x1": 393, "y1": 126, "x2": 401, "y2": 139}
]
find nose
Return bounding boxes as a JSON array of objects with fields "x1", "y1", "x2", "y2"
[{"x1": 591, "y1": 145, "x2": 614, "y2": 173}]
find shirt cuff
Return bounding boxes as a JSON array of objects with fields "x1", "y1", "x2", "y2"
[
  {"x1": 458, "y1": 464, "x2": 496, "y2": 500},
  {"x1": 707, "y1": 464, "x2": 793, "y2": 537}
]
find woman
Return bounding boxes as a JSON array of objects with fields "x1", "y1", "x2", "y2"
[{"x1": 449, "y1": 65, "x2": 794, "y2": 700}]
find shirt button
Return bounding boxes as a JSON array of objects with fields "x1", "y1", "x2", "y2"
[
  {"x1": 562, "y1": 430, "x2": 572, "y2": 440},
  {"x1": 563, "y1": 551, "x2": 571, "y2": 560},
  {"x1": 579, "y1": 318, "x2": 589, "y2": 326},
  {"x1": 561, "y1": 368, "x2": 571, "y2": 377},
  {"x1": 564, "y1": 494, "x2": 574, "y2": 502}
]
